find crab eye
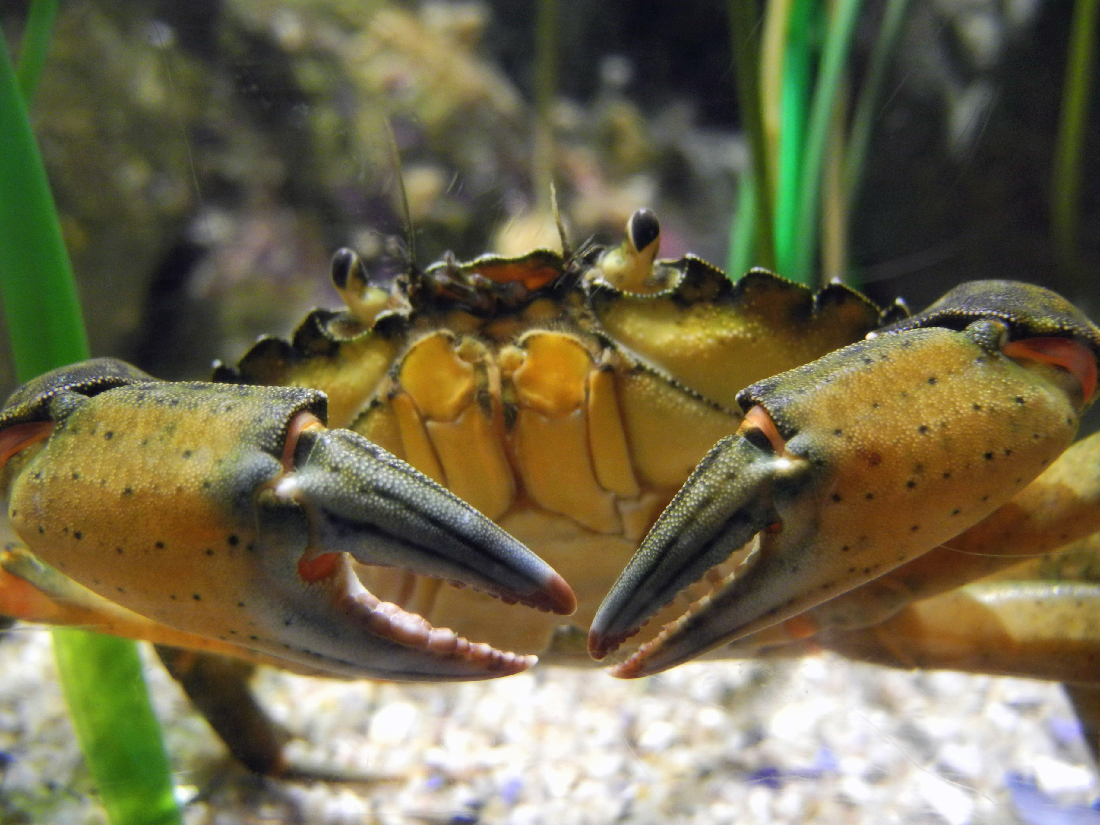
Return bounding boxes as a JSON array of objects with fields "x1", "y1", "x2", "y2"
[
  {"x1": 627, "y1": 208, "x2": 660, "y2": 254},
  {"x1": 330, "y1": 248, "x2": 365, "y2": 290}
]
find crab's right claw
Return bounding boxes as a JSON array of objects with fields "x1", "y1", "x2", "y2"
[
  {"x1": 1, "y1": 359, "x2": 574, "y2": 682},
  {"x1": 591, "y1": 281, "x2": 1100, "y2": 677}
]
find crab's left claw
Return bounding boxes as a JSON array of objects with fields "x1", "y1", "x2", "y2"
[
  {"x1": 1, "y1": 359, "x2": 574, "y2": 681},
  {"x1": 591, "y1": 281, "x2": 1100, "y2": 676}
]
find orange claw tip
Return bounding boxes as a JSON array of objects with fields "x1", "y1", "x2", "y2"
[{"x1": 543, "y1": 571, "x2": 578, "y2": 616}]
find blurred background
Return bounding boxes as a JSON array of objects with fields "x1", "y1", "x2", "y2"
[{"x1": 1, "y1": 0, "x2": 1096, "y2": 397}]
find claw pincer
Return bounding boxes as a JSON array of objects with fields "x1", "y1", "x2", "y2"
[
  {"x1": 592, "y1": 281, "x2": 1100, "y2": 676},
  {"x1": 1, "y1": 358, "x2": 573, "y2": 680}
]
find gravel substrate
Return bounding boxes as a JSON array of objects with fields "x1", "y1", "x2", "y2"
[{"x1": 1, "y1": 625, "x2": 1097, "y2": 824}]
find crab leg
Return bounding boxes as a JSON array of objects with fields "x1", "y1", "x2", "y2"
[
  {"x1": 591, "y1": 282, "x2": 1100, "y2": 677},
  {"x1": 1, "y1": 359, "x2": 574, "y2": 681},
  {"x1": 817, "y1": 580, "x2": 1100, "y2": 684}
]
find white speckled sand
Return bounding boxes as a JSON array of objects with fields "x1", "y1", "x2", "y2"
[{"x1": 0, "y1": 626, "x2": 1096, "y2": 824}]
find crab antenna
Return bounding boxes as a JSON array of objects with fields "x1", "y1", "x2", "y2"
[
  {"x1": 550, "y1": 181, "x2": 572, "y2": 259},
  {"x1": 383, "y1": 118, "x2": 417, "y2": 275}
]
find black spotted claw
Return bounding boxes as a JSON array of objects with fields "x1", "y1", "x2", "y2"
[
  {"x1": 0, "y1": 359, "x2": 575, "y2": 682},
  {"x1": 591, "y1": 282, "x2": 1100, "y2": 678}
]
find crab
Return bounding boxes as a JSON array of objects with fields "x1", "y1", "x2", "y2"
[{"x1": 3, "y1": 208, "x2": 1100, "y2": 776}]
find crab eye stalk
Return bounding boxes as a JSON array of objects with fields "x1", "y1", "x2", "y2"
[
  {"x1": 627, "y1": 208, "x2": 660, "y2": 255},
  {"x1": 589, "y1": 208, "x2": 663, "y2": 293}
]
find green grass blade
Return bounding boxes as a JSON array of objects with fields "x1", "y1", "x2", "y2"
[
  {"x1": 727, "y1": 0, "x2": 776, "y2": 271},
  {"x1": 15, "y1": 0, "x2": 58, "y2": 104},
  {"x1": 0, "y1": 17, "x2": 87, "y2": 379},
  {"x1": 54, "y1": 630, "x2": 182, "y2": 825},
  {"x1": 1, "y1": 16, "x2": 182, "y2": 825},
  {"x1": 728, "y1": 169, "x2": 759, "y2": 277},
  {"x1": 1051, "y1": 0, "x2": 1098, "y2": 280},
  {"x1": 773, "y1": 0, "x2": 815, "y2": 279},
  {"x1": 789, "y1": 0, "x2": 865, "y2": 286}
]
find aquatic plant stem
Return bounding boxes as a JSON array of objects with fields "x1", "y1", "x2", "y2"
[
  {"x1": 773, "y1": 0, "x2": 815, "y2": 279},
  {"x1": 728, "y1": 0, "x2": 776, "y2": 271},
  {"x1": 1051, "y1": 0, "x2": 1098, "y2": 280},
  {"x1": 14, "y1": 0, "x2": 57, "y2": 103},
  {"x1": 729, "y1": 168, "x2": 759, "y2": 277},
  {"x1": 789, "y1": 0, "x2": 865, "y2": 285},
  {"x1": 0, "y1": 16, "x2": 86, "y2": 379}
]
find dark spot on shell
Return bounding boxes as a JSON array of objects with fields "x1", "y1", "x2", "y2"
[
  {"x1": 73, "y1": 531, "x2": 82, "y2": 540},
  {"x1": 910, "y1": 525, "x2": 919, "y2": 531},
  {"x1": 237, "y1": 601, "x2": 246, "y2": 608},
  {"x1": 192, "y1": 594, "x2": 202, "y2": 601},
  {"x1": 37, "y1": 525, "x2": 45, "y2": 534},
  {"x1": 906, "y1": 480, "x2": 917, "y2": 489},
  {"x1": 123, "y1": 487, "x2": 133, "y2": 496},
  {"x1": 169, "y1": 594, "x2": 178, "y2": 600},
  {"x1": 864, "y1": 492, "x2": 874, "y2": 500},
  {"x1": 228, "y1": 534, "x2": 240, "y2": 546},
  {"x1": 973, "y1": 403, "x2": 983, "y2": 411},
  {"x1": 205, "y1": 549, "x2": 214, "y2": 556},
  {"x1": 927, "y1": 377, "x2": 937, "y2": 384},
  {"x1": 1015, "y1": 396, "x2": 1026, "y2": 405},
  {"x1": 71, "y1": 471, "x2": 80, "y2": 480},
  {"x1": 117, "y1": 587, "x2": 126, "y2": 594},
  {"x1": 182, "y1": 450, "x2": 192, "y2": 459},
  {"x1": 831, "y1": 493, "x2": 843, "y2": 502},
  {"x1": 951, "y1": 509, "x2": 961, "y2": 516},
  {"x1": 841, "y1": 545, "x2": 850, "y2": 552},
  {"x1": 918, "y1": 425, "x2": 929, "y2": 434},
  {"x1": 833, "y1": 429, "x2": 843, "y2": 436},
  {"x1": 983, "y1": 452, "x2": 994, "y2": 460},
  {"x1": 104, "y1": 431, "x2": 114, "y2": 440},
  {"x1": 155, "y1": 541, "x2": 165, "y2": 549},
  {"x1": 116, "y1": 547, "x2": 124, "y2": 555},
  {"x1": 250, "y1": 635, "x2": 258, "y2": 641}
]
